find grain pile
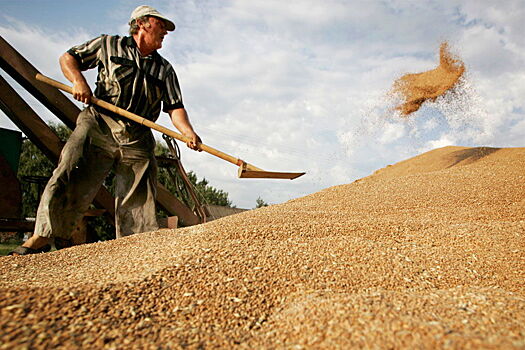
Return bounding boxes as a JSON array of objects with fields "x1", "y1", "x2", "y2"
[
  {"x1": 393, "y1": 42, "x2": 465, "y2": 116},
  {"x1": 1, "y1": 145, "x2": 524, "y2": 349}
]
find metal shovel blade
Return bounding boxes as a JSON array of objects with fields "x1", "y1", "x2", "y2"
[
  {"x1": 239, "y1": 170, "x2": 306, "y2": 180},
  {"x1": 238, "y1": 165, "x2": 305, "y2": 180}
]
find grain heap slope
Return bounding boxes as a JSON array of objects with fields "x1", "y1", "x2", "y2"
[{"x1": 1, "y1": 146, "x2": 524, "y2": 349}]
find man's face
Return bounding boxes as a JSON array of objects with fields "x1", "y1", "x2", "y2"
[{"x1": 141, "y1": 16, "x2": 168, "y2": 50}]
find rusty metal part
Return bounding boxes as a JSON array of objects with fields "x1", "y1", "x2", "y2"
[{"x1": 162, "y1": 135, "x2": 207, "y2": 223}]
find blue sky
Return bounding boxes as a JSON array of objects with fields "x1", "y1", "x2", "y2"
[{"x1": 1, "y1": 0, "x2": 524, "y2": 208}]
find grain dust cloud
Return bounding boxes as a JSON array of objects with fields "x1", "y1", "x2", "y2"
[
  {"x1": 393, "y1": 42, "x2": 466, "y2": 116},
  {"x1": 340, "y1": 42, "x2": 486, "y2": 164}
]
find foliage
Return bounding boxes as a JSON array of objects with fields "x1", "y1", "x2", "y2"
[
  {"x1": 255, "y1": 196, "x2": 269, "y2": 208},
  {"x1": 0, "y1": 231, "x2": 22, "y2": 244},
  {"x1": 17, "y1": 122, "x2": 70, "y2": 218}
]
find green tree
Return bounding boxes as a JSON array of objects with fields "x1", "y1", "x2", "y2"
[
  {"x1": 17, "y1": 122, "x2": 70, "y2": 217},
  {"x1": 255, "y1": 196, "x2": 269, "y2": 208}
]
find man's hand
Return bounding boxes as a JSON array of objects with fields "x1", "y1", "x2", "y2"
[
  {"x1": 169, "y1": 108, "x2": 202, "y2": 152},
  {"x1": 184, "y1": 131, "x2": 202, "y2": 151},
  {"x1": 60, "y1": 52, "x2": 91, "y2": 104},
  {"x1": 72, "y1": 80, "x2": 92, "y2": 104}
]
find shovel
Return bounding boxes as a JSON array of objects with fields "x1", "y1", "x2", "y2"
[{"x1": 36, "y1": 74, "x2": 305, "y2": 180}]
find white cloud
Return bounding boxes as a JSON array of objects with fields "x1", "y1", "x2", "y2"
[
  {"x1": 0, "y1": 16, "x2": 92, "y2": 78},
  {"x1": 379, "y1": 122, "x2": 406, "y2": 144},
  {"x1": 0, "y1": 16, "x2": 98, "y2": 128},
  {"x1": 426, "y1": 136, "x2": 455, "y2": 150}
]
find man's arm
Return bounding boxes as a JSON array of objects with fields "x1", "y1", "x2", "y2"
[
  {"x1": 168, "y1": 108, "x2": 201, "y2": 151},
  {"x1": 59, "y1": 52, "x2": 92, "y2": 104}
]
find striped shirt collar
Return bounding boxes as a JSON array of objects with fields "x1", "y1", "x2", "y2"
[{"x1": 126, "y1": 36, "x2": 162, "y2": 62}]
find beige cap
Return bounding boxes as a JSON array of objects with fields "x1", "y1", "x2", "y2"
[{"x1": 129, "y1": 5, "x2": 175, "y2": 31}]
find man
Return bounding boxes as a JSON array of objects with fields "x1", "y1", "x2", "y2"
[{"x1": 10, "y1": 5, "x2": 200, "y2": 255}]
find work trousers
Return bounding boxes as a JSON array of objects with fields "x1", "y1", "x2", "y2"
[{"x1": 34, "y1": 106, "x2": 159, "y2": 239}]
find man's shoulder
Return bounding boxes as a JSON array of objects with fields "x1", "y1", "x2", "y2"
[
  {"x1": 86, "y1": 34, "x2": 113, "y2": 41},
  {"x1": 153, "y1": 52, "x2": 174, "y2": 70},
  {"x1": 91, "y1": 34, "x2": 131, "y2": 47}
]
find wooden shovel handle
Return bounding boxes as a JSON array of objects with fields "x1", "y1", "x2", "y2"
[{"x1": 35, "y1": 74, "x2": 262, "y2": 170}]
